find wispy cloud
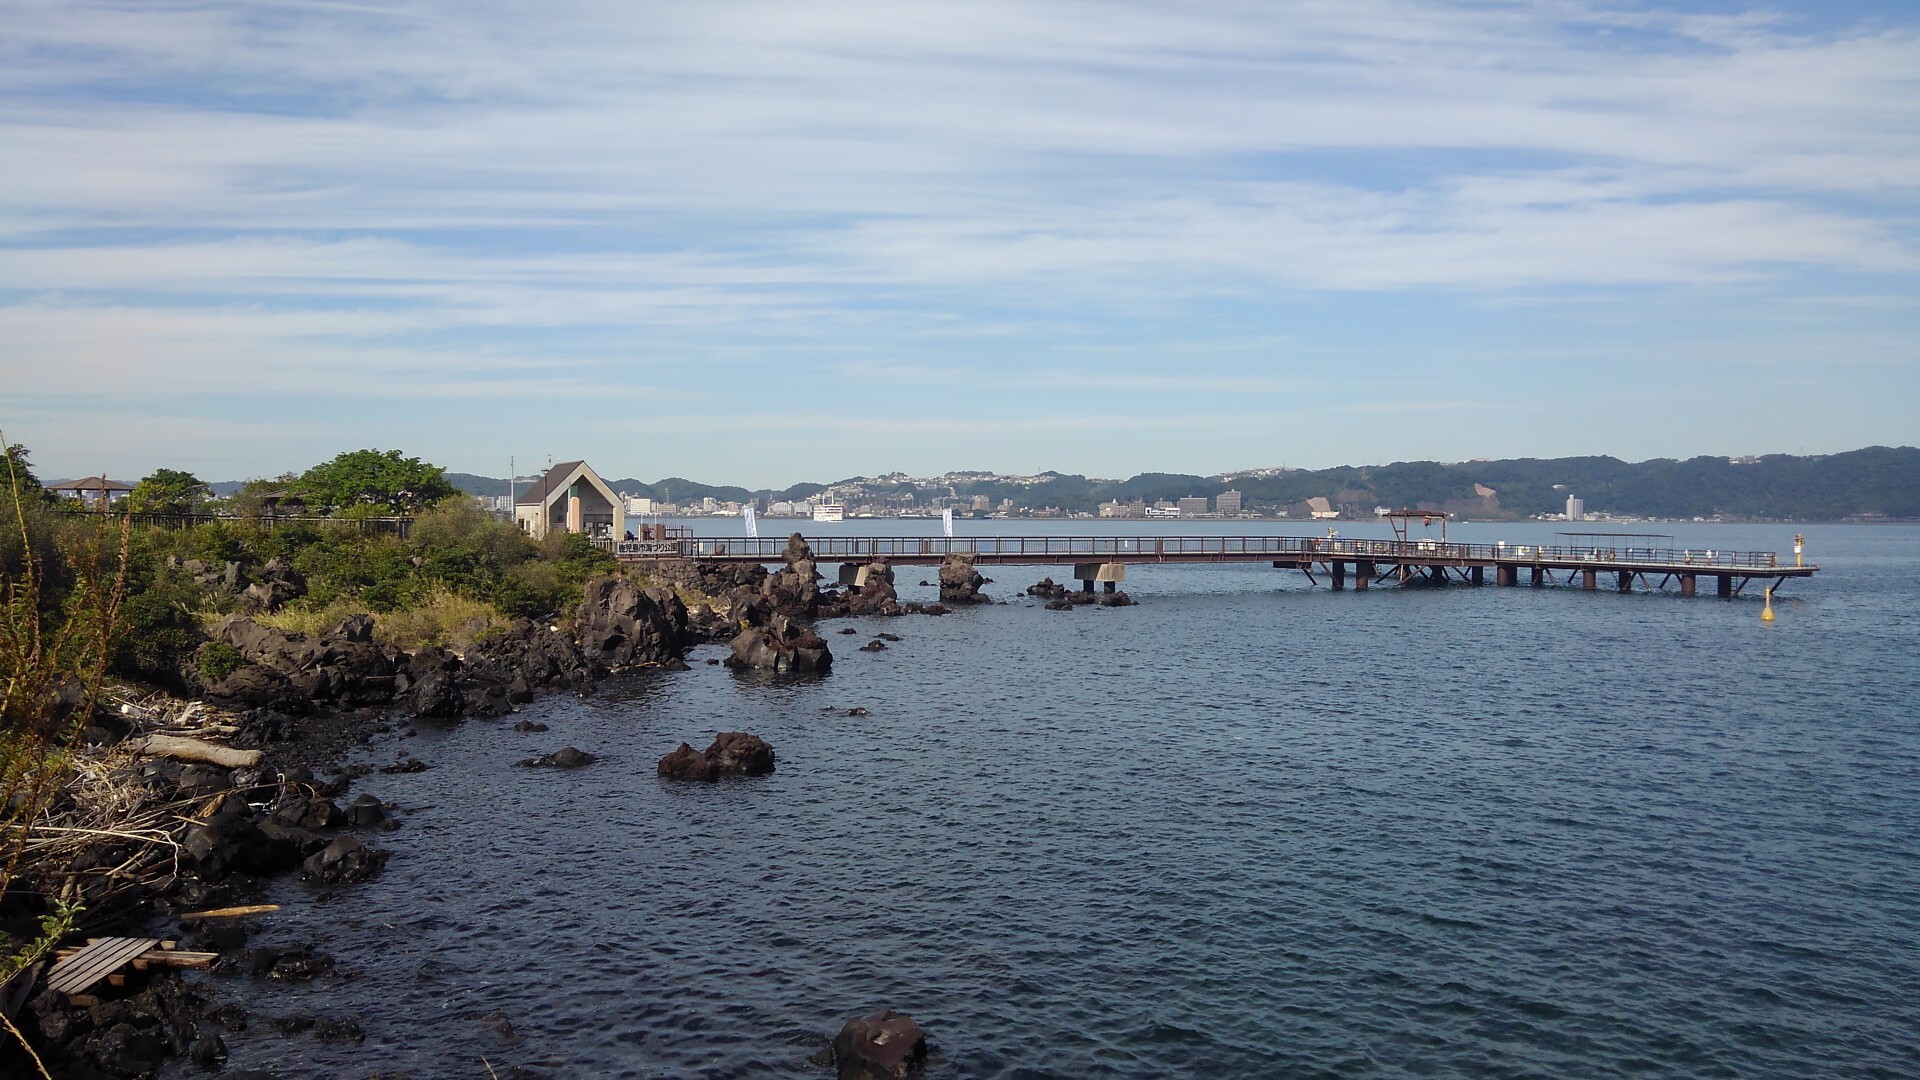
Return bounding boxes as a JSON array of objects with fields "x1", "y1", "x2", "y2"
[{"x1": 2, "y1": 0, "x2": 1917, "y2": 482}]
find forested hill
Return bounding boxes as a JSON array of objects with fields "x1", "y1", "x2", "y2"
[{"x1": 438, "y1": 446, "x2": 1918, "y2": 520}]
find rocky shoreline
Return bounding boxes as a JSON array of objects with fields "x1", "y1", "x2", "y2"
[{"x1": 3, "y1": 536, "x2": 1128, "y2": 1079}]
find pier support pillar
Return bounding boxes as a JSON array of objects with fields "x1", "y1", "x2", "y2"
[
  {"x1": 1530, "y1": 567, "x2": 1544, "y2": 587},
  {"x1": 1717, "y1": 574, "x2": 1733, "y2": 598},
  {"x1": 1680, "y1": 574, "x2": 1696, "y2": 597},
  {"x1": 1075, "y1": 562, "x2": 1124, "y2": 595},
  {"x1": 1398, "y1": 565, "x2": 1413, "y2": 586},
  {"x1": 1617, "y1": 570, "x2": 1633, "y2": 593},
  {"x1": 1582, "y1": 569, "x2": 1597, "y2": 590},
  {"x1": 1331, "y1": 561, "x2": 1346, "y2": 590},
  {"x1": 1470, "y1": 565, "x2": 1485, "y2": 586},
  {"x1": 1496, "y1": 565, "x2": 1516, "y2": 587},
  {"x1": 1355, "y1": 561, "x2": 1372, "y2": 591}
]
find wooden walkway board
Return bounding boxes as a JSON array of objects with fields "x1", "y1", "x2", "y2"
[{"x1": 46, "y1": 937, "x2": 164, "y2": 996}]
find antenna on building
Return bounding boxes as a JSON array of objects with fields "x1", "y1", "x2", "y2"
[{"x1": 508, "y1": 456, "x2": 515, "y2": 511}]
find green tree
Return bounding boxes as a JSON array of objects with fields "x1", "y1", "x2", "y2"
[
  {"x1": 126, "y1": 468, "x2": 210, "y2": 514},
  {"x1": 294, "y1": 449, "x2": 455, "y2": 514}
]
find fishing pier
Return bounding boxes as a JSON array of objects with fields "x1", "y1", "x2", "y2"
[{"x1": 606, "y1": 520, "x2": 1816, "y2": 600}]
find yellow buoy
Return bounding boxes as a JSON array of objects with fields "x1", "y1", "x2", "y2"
[{"x1": 1762, "y1": 586, "x2": 1776, "y2": 622}]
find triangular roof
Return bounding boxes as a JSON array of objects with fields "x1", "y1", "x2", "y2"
[
  {"x1": 516, "y1": 460, "x2": 585, "y2": 506},
  {"x1": 50, "y1": 476, "x2": 134, "y2": 492},
  {"x1": 515, "y1": 461, "x2": 617, "y2": 510}
]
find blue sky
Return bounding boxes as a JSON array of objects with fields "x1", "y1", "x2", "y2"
[{"x1": 3, "y1": 0, "x2": 1916, "y2": 486}]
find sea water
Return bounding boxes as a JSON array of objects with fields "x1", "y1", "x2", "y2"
[{"x1": 194, "y1": 522, "x2": 1919, "y2": 1078}]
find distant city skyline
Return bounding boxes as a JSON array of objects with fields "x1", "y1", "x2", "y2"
[{"x1": 4, "y1": 1, "x2": 1917, "y2": 488}]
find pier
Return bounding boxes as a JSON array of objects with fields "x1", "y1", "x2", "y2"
[{"x1": 605, "y1": 532, "x2": 1816, "y2": 599}]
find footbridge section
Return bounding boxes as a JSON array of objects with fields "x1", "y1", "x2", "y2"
[{"x1": 605, "y1": 534, "x2": 1816, "y2": 599}]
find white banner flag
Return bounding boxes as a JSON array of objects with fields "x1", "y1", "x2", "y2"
[
  {"x1": 743, "y1": 506, "x2": 758, "y2": 538},
  {"x1": 942, "y1": 507, "x2": 954, "y2": 538}
]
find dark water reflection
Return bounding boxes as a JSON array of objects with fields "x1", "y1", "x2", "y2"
[{"x1": 186, "y1": 525, "x2": 1919, "y2": 1078}]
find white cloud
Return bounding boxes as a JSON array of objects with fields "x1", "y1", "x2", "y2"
[{"x1": 2, "y1": 0, "x2": 1916, "y2": 479}]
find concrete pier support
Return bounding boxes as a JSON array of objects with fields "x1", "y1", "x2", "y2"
[
  {"x1": 1717, "y1": 574, "x2": 1733, "y2": 598},
  {"x1": 1582, "y1": 569, "x2": 1598, "y2": 590},
  {"x1": 1617, "y1": 570, "x2": 1633, "y2": 593},
  {"x1": 1331, "y1": 561, "x2": 1346, "y2": 590},
  {"x1": 1355, "y1": 561, "x2": 1372, "y2": 591},
  {"x1": 1496, "y1": 565, "x2": 1516, "y2": 586},
  {"x1": 1470, "y1": 565, "x2": 1485, "y2": 586},
  {"x1": 1680, "y1": 574, "x2": 1696, "y2": 597},
  {"x1": 1074, "y1": 562, "x2": 1125, "y2": 595},
  {"x1": 1399, "y1": 565, "x2": 1414, "y2": 585},
  {"x1": 1531, "y1": 567, "x2": 1544, "y2": 587}
]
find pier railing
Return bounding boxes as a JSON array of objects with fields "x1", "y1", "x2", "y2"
[{"x1": 617, "y1": 534, "x2": 1785, "y2": 570}]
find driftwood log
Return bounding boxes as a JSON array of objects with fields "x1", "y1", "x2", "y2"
[{"x1": 129, "y1": 734, "x2": 261, "y2": 769}]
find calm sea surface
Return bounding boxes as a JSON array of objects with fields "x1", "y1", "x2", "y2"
[{"x1": 192, "y1": 522, "x2": 1919, "y2": 1078}]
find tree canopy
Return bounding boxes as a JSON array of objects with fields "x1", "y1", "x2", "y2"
[
  {"x1": 127, "y1": 468, "x2": 210, "y2": 515},
  {"x1": 294, "y1": 450, "x2": 456, "y2": 514}
]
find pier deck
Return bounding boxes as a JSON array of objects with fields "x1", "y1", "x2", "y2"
[{"x1": 605, "y1": 534, "x2": 1815, "y2": 596}]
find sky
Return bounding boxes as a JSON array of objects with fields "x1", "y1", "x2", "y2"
[{"x1": 3, "y1": 0, "x2": 1917, "y2": 487}]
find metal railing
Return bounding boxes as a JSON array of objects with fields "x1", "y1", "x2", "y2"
[{"x1": 625, "y1": 534, "x2": 1789, "y2": 570}]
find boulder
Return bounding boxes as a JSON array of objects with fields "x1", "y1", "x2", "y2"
[
  {"x1": 574, "y1": 577, "x2": 690, "y2": 673},
  {"x1": 517, "y1": 746, "x2": 596, "y2": 769},
  {"x1": 301, "y1": 836, "x2": 388, "y2": 884},
  {"x1": 832, "y1": 1009, "x2": 928, "y2": 1080},
  {"x1": 182, "y1": 793, "x2": 304, "y2": 879},
  {"x1": 726, "y1": 612, "x2": 832, "y2": 673},
  {"x1": 343, "y1": 793, "x2": 387, "y2": 827},
  {"x1": 242, "y1": 556, "x2": 308, "y2": 613},
  {"x1": 1026, "y1": 577, "x2": 1069, "y2": 600},
  {"x1": 846, "y1": 559, "x2": 901, "y2": 617},
  {"x1": 1095, "y1": 590, "x2": 1136, "y2": 607},
  {"x1": 859, "y1": 639, "x2": 887, "y2": 652},
  {"x1": 656, "y1": 743, "x2": 718, "y2": 780},
  {"x1": 938, "y1": 553, "x2": 988, "y2": 604},
  {"x1": 704, "y1": 732, "x2": 775, "y2": 776}
]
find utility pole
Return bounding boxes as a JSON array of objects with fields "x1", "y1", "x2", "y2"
[{"x1": 508, "y1": 456, "x2": 515, "y2": 515}]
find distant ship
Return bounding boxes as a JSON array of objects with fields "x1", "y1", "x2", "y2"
[{"x1": 812, "y1": 503, "x2": 845, "y2": 522}]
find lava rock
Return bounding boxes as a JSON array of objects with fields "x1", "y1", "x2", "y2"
[
  {"x1": 517, "y1": 746, "x2": 596, "y2": 769},
  {"x1": 301, "y1": 836, "x2": 388, "y2": 884},
  {"x1": 859, "y1": 639, "x2": 888, "y2": 652},
  {"x1": 937, "y1": 553, "x2": 988, "y2": 604},
  {"x1": 343, "y1": 793, "x2": 387, "y2": 827},
  {"x1": 656, "y1": 743, "x2": 719, "y2": 780},
  {"x1": 832, "y1": 1009, "x2": 928, "y2": 1080},
  {"x1": 705, "y1": 732, "x2": 775, "y2": 776}
]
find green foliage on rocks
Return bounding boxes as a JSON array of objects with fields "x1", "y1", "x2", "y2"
[{"x1": 197, "y1": 641, "x2": 246, "y2": 682}]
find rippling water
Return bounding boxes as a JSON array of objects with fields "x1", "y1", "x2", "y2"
[{"x1": 192, "y1": 523, "x2": 1919, "y2": 1078}]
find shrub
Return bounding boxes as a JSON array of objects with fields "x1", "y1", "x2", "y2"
[{"x1": 197, "y1": 641, "x2": 246, "y2": 682}]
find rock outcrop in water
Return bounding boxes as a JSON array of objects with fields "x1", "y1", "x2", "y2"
[
  {"x1": 1026, "y1": 577, "x2": 1068, "y2": 600},
  {"x1": 656, "y1": 732, "x2": 776, "y2": 780},
  {"x1": 846, "y1": 558, "x2": 903, "y2": 617},
  {"x1": 831, "y1": 1009, "x2": 928, "y2": 1080},
  {"x1": 938, "y1": 553, "x2": 989, "y2": 604},
  {"x1": 727, "y1": 608, "x2": 832, "y2": 673}
]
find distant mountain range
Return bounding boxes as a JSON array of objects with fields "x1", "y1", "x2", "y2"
[{"x1": 421, "y1": 446, "x2": 1920, "y2": 521}]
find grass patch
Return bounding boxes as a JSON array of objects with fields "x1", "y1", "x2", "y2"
[{"x1": 247, "y1": 588, "x2": 508, "y2": 653}]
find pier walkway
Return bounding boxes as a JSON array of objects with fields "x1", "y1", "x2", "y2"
[{"x1": 604, "y1": 534, "x2": 1816, "y2": 598}]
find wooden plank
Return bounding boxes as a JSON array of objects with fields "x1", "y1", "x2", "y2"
[
  {"x1": 47, "y1": 937, "x2": 162, "y2": 996},
  {"x1": 177, "y1": 904, "x2": 279, "y2": 920},
  {"x1": 49, "y1": 941, "x2": 151, "y2": 995}
]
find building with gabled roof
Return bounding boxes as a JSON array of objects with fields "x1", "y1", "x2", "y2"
[
  {"x1": 514, "y1": 460, "x2": 625, "y2": 540},
  {"x1": 49, "y1": 476, "x2": 134, "y2": 508}
]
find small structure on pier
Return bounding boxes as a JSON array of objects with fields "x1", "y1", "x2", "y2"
[
  {"x1": 49, "y1": 476, "x2": 133, "y2": 508},
  {"x1": 515, "y1": 460, "x2": 626, "y2": 540}
]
